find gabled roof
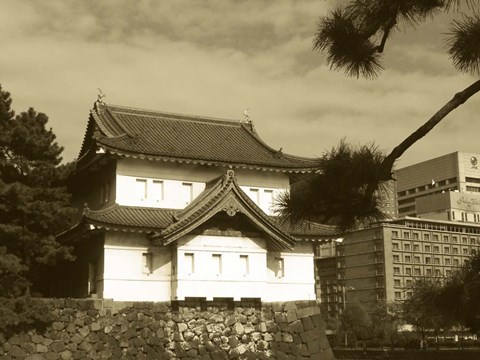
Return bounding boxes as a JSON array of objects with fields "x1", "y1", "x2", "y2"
[
  {"x1": 150, "y1": 170, "x2": 295, "y2": 250},
  {"x1": 78, "y1": 102, "x2": 319, "y2": 173},
  {"x1": 70, "y1": 170, "x2": 340, "y2": 248}
]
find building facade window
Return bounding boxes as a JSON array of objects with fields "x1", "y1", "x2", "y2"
[
  {"x1": 184, "y1": 253, "x2": 194, "y2": 274},
  {"x1": 182, "y1": 183, "x2": 193, "y2": 205},
  {"x1": 404, "y1": 244, "x2": 410, "y2": 251},
  {"x1": 393, "y1": 267, "x2": 400, "y2": 275},
  {"x1": 240, "y1": 255, "x2": 249, "y2": 276},
  {"x1": 142, "y1": 253, "x2": 153, "y2": 274},
  {"x1": 135, "y1": 179, "x2": 148, "y2": 201},
  {"x1": 275, "y1": 257, "x2": 285, "y2": 278},
  {"x1": 212, "y1": 254, "x2": 222, "y2": 275}
]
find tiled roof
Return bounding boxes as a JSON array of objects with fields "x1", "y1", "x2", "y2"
[
  {"x1": 81, "y1": 171, "x2": 340, "y2": 244},
  {"x1": 83, "y1": 205, "x2": 175, "y2": 232},
  {"x1": 79, "y1": 102, "x2": 319, "y2": 172}
]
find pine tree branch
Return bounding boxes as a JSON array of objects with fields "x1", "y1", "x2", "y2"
[
  {"x1": 374, "y1": 19, "x2": 396, "y2": 53},
  {"x1": 380, "y1": 78, "x2": 480, "y2": 180}
]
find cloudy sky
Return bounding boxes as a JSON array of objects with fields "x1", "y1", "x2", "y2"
[{"x1": 1, "y1": 0, "x2": 479, "y2": 168}]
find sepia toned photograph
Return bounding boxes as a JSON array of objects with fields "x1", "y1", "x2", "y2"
[{"x1": 1, "y1": 1, "x2": 479, "y2": 359}]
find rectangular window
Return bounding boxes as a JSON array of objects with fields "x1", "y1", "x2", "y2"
[
  {"x1": 212, "y1": 254, "x2": 222, "y2": 275},
  {"x1": 463, "y1": 248, "x2": 469, "y2": 255},
  {"x1": 151, "y1": 180, "x2": 164, "y2": 202},
  {"x1": 395, "y1": 291, "x2": 402, "y2": 300},
  {"x1": 434, "y1": 257, "x2": 440, "y2": 265},
  {"x1": 393, "y1": 267, "x2": 400, "y2": 275},
  {"x1": 426, "y1": 268, "x2": 432, "y2": 276},
  {"x1": 444, "y1": 246, "x2": 450, "y2": 254},
  {"x1": 142, "y1": 253, "x2": 153, "y2": 274},
  {"x1": 182, "y1": 183, "x2": 193, "y2": 205},
  {"x1": 249, "y1": 188, "x2": 260, "y2": 205},
  {"x1": 414, "y1": 256, "x2": 420, "y2": 263},
  {"x1": 453, "y1": 259, "x2": 459, "y2": 266},
  {"x1": 413, "y1": 244, "x2": 420, "y2": 251},
  {"x1": 184, "y1": 253, "x2": 194, "y2": 274},
  {"x1": 392, "y1": 231, "x2": 399, "y2": 238},
  {"x1": 393, "y1": 255, "x2": 400, "y2": 262},
  {"x1": 275, "y1": 257, "x2": 285, "y2": 278},
  {"x1": 264, "y1": 189, "x2": 274, "y2": 210},
  {"x1": 405, "y1": 255, "x2": 411, "y2": 263},
  {"x1": 404, "y1": 244, "x2": 410, "y2": 251},
  {"x1": 414, "y1": 268, "x2": 421, "y2": 275},
  {"x1": 403, "y1": 232, "x2": 410, "y2": 239},
  {"x1": 433, "y1": 234, "x2": 439, "y2": 241},
  {"x1": 435, "y1": 270, "x2": 441, "y2": 276},
  {"x1": 434, "y1": 246, "x2": 440, "y2": 253},
  {"x1": 445, "y1": 236, "x2": 451, "y2": 242},
  {"x1": 406, "y1": 279, "x2": 412, "y2": 287},
  {"x1": 425, "y1": 245, "x2": 431, "y2": 252},
  {"x1": 405, "y1": 268, "x2": 412, "y2": 275},
  {"x1": 453, "y1": 247, "x2": 459, "y2": 254},
  {"x1": 240, "y1": 255, "x2": 249, "y2": 276},
  {"x1": 412, "y1": 233, "x2": 419, "y2": 240},
  {"x1": 424, "y1": 234, "x2": 430, "y2": 241},
  {"x1": 446, "y1": 270, "x2": 452, "y2": 276},
  {"x1": 136, "y1": 179, "x2": 148, "y2": 201},
  {"x1": 394, "y1": 279, "x2": 401, "y2": 287},
  {"x1": 425, "y1": 257, "x2": 431, "y2": 264},
  {"x1": 445, "y1": 258, "x2": 451, "y2": 265}
]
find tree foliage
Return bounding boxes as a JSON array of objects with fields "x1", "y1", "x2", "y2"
[
  {"x1": 0, "y1": 84, "x2": 76, "y2": 294},
  {"x1": 370, "y1": 302, "x2": 403, "y2": 346},
  {"x1": 340, "y1": 302, "x2": 372, "y2": 345},
  {"x1": 401, "y1": 278, "x2": 448, "y2": 341},
  {"x1": 435, "y1": 250, "x2": 480, "y2": 332},
  {"x1": 278, "y1": 0, "x2": 480, "y2": 230}
]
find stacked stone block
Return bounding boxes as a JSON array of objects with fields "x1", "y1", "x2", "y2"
[{"x1": 0, "y1": 299, "x2": 334, "y2": 360}]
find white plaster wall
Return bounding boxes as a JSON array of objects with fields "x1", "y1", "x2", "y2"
[
  {"x1": 173, "y1": 235, "x2": 316, "y2": 301},
  {"x1": 266, "y1": 242, "x2": 317, "y2": 301},
  {"x1": 115, "y1": 159, "x2": 289, "y2": 214},
  {"x1": 173, "y1": 234, "x2": 268, "y2": 300},
  {"x1": 102, "y1": 232, "x2": 171, "y2": 301}
]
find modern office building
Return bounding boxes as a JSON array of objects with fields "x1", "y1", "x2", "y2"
[
  {"x1": 315, "y1": 216, "x2": 480, "y2": 318},
  {"x1": 395, "y1": 151, "x2": 480, "y2": 217}
]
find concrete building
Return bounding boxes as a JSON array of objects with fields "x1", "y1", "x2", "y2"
[
  {"x1": 316, "y1": 216, "x2": 480, "y2": 317},
  {"x1": 396, "y1": 151, "x2": 480, "y2": 217},
  {"x1": 58, "y1": 101, "x2": 338, "y2": 302}
]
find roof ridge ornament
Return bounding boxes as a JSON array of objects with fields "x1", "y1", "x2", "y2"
[
  {"x1": 96, "y1": 88, "x2": 106, "y2": 104},
  {"x1": 242, "y1": 108, "x2": 256, "y2": 133}
]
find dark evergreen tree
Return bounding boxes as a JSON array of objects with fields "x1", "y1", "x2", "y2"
[
  {"x1": 436, "y1": 250, "x2": 480, "y2": 332},
  {"x1": 0, "y1": 84, "x2": 75, "y2": 295}
]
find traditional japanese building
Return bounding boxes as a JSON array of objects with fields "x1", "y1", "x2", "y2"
[{"x1": 58, "y1": 101, "x2": 338, "y2": 302}]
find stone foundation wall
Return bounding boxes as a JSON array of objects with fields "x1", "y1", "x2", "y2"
[{"x1": 0, "y1": 299, "x2": 334, "y2": 360}]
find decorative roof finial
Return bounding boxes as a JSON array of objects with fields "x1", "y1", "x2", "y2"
[
  {"x1": 97, "y1": 88, "x2": 106, "y2": 103},
  {"x1": 243, "y1": 108, "x2": 251, "y2": 124}
]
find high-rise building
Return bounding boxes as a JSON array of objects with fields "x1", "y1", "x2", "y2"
[
  {"x1": 395, "y1": 151, "x2": 480, "y2": 217},
  {"x1": 315, "y1": 216, "x2": 480, "y2": 317}
]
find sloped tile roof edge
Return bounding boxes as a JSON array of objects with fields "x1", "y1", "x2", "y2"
[{"x1": 78, "y1": 101, "x2": 320, "y2": 173}]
